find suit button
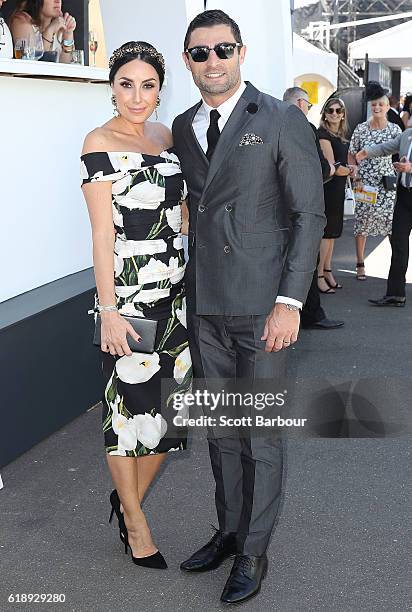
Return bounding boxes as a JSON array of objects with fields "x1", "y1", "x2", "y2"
[
  {"x1": 225, "y1": 203, "x2": 232, "y2": 212},
  {"x1": 198, "y1": 204, "x2": 206, "y2": 212},
  {"x1": 223, "y1": 245, "x2": 231, "y2": 253}
]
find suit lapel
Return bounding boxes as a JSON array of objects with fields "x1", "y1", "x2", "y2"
[{"x1": 201, "y1": 82, "x2": 261, "y2": 197}]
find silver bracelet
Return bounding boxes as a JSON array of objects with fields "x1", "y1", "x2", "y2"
[{"x1": 96, "y1": 304, "x2": 118, "y2": 313}]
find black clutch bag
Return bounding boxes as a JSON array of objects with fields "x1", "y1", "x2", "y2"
[
  {"x1": 93, "y1": 315, "x2": 158, "y2": 354},
  {"x1": 382, "y1": 175, "x2": 397, "y2": 190}
]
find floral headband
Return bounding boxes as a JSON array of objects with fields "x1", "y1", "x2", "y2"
[{"x1": 109, "y1": 43, "x2": 165, "y2": 71}]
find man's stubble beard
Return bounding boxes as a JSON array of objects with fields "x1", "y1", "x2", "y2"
[{"x1": 194, "y1": 66, "x2": 241, "y2": 96}]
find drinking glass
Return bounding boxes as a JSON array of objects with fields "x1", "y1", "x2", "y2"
[
  {"x1": 24, "y1": 45, "x2": 36, "y2": 61},
  {"x1": 14, "y1": 38, "x2": 26, "y2": 59},
  {"x1": 70, "y1": 50, "x2": 84, "y2": 65},
  {"x1": 33, "y1": 29, "x2": 44, "y2": 60},
  {"x1": 89, "y1": 31, "x2": 98, "y2": 67}
]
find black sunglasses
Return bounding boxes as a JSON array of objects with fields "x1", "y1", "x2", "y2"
[
  {"x1": 325, "y1": 107, "x2": 344, "y2": 115},
  {"x1": 185, "y1": 42, "x2": 242, "y2": 63}
]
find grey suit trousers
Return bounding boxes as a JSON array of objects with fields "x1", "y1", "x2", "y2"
[{"x1": 190, "y1": 311, "x2": 285, "y2": 556}]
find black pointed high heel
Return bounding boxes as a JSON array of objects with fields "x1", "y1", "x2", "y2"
[
  {"x1": 124, "y1": 534, "x2": 168, "y2": 569},
  {"x1": 109, "y1": 489, "x2": 127, "y2": 545}
]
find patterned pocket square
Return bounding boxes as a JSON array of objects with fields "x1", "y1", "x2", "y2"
[{"x1": 239, "y1": 133, "x2": 264, "y2": 146}]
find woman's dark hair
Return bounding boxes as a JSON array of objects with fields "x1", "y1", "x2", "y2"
[
  {"x1": 109, "y1": 41, "x2": 165, "y2": 88},
  {"x1": 15, "y1": 0, "x2": 44, "y2": 27},
  {"x1": 184, "y1": 9, "x2": 242, "y2": 50},
  {"x1": 403, "y1": 94, "x2": 412, "y2": 115}
]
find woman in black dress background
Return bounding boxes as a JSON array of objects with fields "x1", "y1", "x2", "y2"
[{"x1": 317, "y1": 98, "x2": 354, "y2": 293}]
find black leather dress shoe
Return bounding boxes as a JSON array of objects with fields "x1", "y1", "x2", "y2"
[
  {"x1": 220, "y1": 554, "x2": 268, "y2": 604},
  {"x1": 302, "y1": 318, "x2": 345, "y2": 330},
  {"x1": 369, "y1": 296, "x2": 406, "y2": 307},
  {"x1": 180, "y1": 529, "x2": 237, "y2": 572}
]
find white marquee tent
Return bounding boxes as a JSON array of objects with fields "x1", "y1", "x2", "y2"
[{"x1": 348, "y1": 19, "x2": 412, "y2": 71}]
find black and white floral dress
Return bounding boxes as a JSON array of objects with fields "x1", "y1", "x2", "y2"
[
  {"x1": 349, "y1": 121, "x2": 401, "y2": 236},
  {"x1": 81, "y1": 150, "x2": 192, "y2": 456}
]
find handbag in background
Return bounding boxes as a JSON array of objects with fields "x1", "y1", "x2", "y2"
[{"x1": 344, "y1": 177, "x2": 355, "y2": 216}]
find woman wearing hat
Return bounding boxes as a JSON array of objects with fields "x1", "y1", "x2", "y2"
[{"x1": 348, "y1": 83, "x2": 401, "y2": 280}]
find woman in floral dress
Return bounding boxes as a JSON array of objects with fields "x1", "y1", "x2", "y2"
[
  {"x1": 349, "y1": 94, "x2": 401, "y2": 280},
  {"x1": 81, "y1": 42, "x2": 192, "y2": 569}
]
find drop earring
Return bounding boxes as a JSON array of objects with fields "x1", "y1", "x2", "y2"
[
  {"x1": 111, "y1": 94, "x2": 119, "y2": 116},
  {"x1": 155, "y1": 96, "x2": 160, "y2": 120}
]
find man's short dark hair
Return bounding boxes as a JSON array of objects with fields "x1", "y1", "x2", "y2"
[{"x1": 184, "y1": 9, "x2": 243, "y2": 50}]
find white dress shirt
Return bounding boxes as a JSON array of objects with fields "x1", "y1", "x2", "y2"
[{"x1": 192, "y1": 82, "x2": 302, "y2": 310}]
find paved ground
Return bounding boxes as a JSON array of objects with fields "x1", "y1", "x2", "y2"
[{"x1": 1, "y1": 219, "x2": 411, "y2": 612}]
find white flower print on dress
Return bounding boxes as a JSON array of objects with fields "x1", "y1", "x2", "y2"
[
  {"x1": 138, "y1": 256, "x2": 181, "y2": 284},
  {"x1": 114, "y1": 253, "x2": 124, "y2": 277},
  {"x1": 173, "y1": 346, "x2": 191, "y2": 383},
  {"x1": 116, "y1": 352, "x2": 161, "y2": 384},
  {"x1": 114, "y1": 181, "x2": 165, "y2": 210},
  {"x1": 165, "y1": 205, "x2": 182, "y2": 232},
  {"x1": 112, "y1": 411, "x2": 138, "y2": 452},
  {"x1": 112, "y1": 174, "x2": 133, "y2": 195},
  {"x1": 108, "y1": 152, "x2": 143, "y2": 172},
  {"x1": 154, "y1": 162, "x2": 182, "y2": 177},
  {"x1": 134, "y1": 413, "x2": 167, "y2": 449},
  {"x1": 176, "y1": 299, "x2": 187, "y2": 328}
]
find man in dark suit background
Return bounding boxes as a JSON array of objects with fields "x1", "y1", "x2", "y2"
[
  {"x1": 357, "y1": 129, "x2": 412, "y2": 307},
  {"x1": 387, "y1": 95, "x2": 404, "y2": 163},
  {"x1": 387, "y1": 95, "x2": 405, "y2": 132},
  {"x1": 283, "y1": 86, "x2": 344, "y2": 331},
  {"x1": 172, "y1": 10, "x2": 325, "y2": 604}
]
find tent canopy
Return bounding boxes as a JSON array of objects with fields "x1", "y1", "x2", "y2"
[
  {"x1": 348, "y1": 20, "x2": 412, "y2": 70},
  {"x1": 293, "y1": 33, "x2": 338, "y2": 86}
]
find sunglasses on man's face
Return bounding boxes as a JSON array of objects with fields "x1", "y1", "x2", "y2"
[
  {"x1": 185, "y1": 42, "x2": 243, "y2": 63},
  {"x1": 298, "y1": 98, "x2": 313, "y2": 110},
  {"x1": 325, "y1": 107, "x2": 344, "y2": 115}
]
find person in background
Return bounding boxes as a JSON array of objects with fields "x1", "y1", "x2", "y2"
[
  {"x1": 317, "y1": 98, "x2": 354, "y2": 293},
  {"x1": 387, "y1": 95, "x2": 404, "y2": 163},
  {"x1": 387, "y1": 95, "x2": 404, "y2": 133},
  {"x1": 9, "y1": 0, "x2": 76, "y2": 64},
  {"x1": 356, "y1": 128, "x2": 412, "y2": 307},
  {"x1": 283, "y1": 87, "x2": 344, "y2": 330},
  {"x1": 348, "y1": 87, "x2": 401, "y2": 280},
  {"x1": 0, "y1": 0, "x2": 13, "y2": 59},
  {"x1": 400, "y1": 93, "x2": 412, "y2": 129}
]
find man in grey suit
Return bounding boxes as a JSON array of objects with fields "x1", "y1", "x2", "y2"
[
  {"x1": 172, "y1": 10, "x2": 325, "y2": 604},
  {"x1": 356, "y1": 128, "x2": 412, "y2": 306}
]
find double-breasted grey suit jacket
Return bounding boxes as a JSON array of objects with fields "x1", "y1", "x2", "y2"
[{"x1": 172, "y1": 82, "x2": 326, "y2": 316}]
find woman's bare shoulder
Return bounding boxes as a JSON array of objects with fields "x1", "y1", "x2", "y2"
[
  {"x1": 150, "y1": 122, "x2": 173, "y2": 147},
  {"x1": 9, "y1": 11, "x2": 32, "y2": 25},
  {"x1": 82, "y1": 125, "x2": 116, "y2": 155}
]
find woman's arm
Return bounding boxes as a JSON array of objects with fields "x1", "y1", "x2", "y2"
[
  {"x1": 401, "y1": 111, "x2": 409, "y2": 130},
  {"x1": 81, "y1": 132, "x2": 140, "y2": 356},
  {"x1": 8, "y1": 13, "x2": 34, "y2": 47},
  {"x1": 319, "y1": 139, "x2": 350, "y2": 176},
  {"x1": 181, "y1": 199, "x2": 189, "y2": 235},
  {"x1": 57, "y1": 13, "x2": 77, "y2": 64}
]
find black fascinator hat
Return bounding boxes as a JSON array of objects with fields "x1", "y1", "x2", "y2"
[{"x1": 365, "y1": 81, "x2": 389, "y2": 101}]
